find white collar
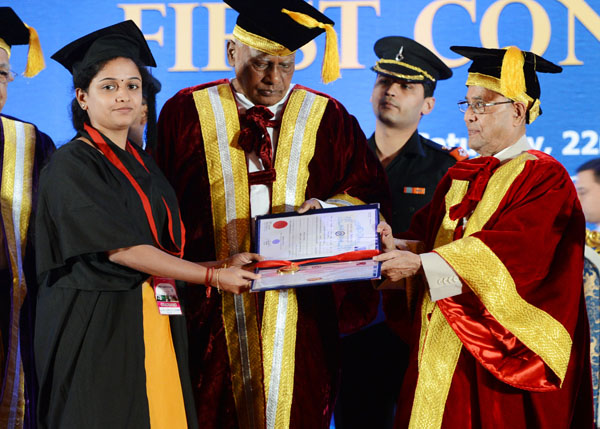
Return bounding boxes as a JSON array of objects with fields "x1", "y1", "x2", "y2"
[
  {"x1": 233, "y1": 83, "x2": 295, "y2": 119},
  {"x1": 493, "y1": 135, "x2": 531, "y2": 162}
]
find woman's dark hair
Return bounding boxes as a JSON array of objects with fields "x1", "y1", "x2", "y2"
[{"x1": 70, "y1": 57, "x2": 147, "y2": 133}]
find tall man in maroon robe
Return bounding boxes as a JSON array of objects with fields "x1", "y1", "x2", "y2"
[
  {"x1": 154, "y1": 1, "x2": 388, "y2": 428},
  {"x1": 374, "y1": 45, "x2": 594, "y2": 428}
]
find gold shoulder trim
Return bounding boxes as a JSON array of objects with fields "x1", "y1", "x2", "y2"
[
  {"x1": 465, "y1": 152, "x2": 535, "y2": 235},
  {"x1": 436, "y1": 236, "x2": 572, "y2": 384}
]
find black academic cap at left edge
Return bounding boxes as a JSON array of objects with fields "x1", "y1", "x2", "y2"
[
  {"x1": 0, "y1": 8, "x2": 30, "y2": 47},
  {"x1": 51, "y1": 20, "x2": 156, "y2": 76},
  {"x1": 0, "y1": 7, "x2": 46, "y2": 77}
]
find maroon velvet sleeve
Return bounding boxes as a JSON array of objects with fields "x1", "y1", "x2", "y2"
[{"x1": 436, "y1": 153, "x2": 585, "y2": 390}]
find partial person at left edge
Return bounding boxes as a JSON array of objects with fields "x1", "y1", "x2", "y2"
[{"x1": 0, "y1": 7, "x2": 55, "y2": 429}]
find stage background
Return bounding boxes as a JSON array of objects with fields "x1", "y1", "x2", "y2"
[{"x1": 2, "y1": 0, "x2": 599, "y2": 175}]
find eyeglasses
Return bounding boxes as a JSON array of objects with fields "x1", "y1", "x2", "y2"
[
  {"x1": 0, "y1": 69, "x2": 17, "y2": 84},
  {"x1": 458, "y1": 100, "x2": 513, "y2": 114}
]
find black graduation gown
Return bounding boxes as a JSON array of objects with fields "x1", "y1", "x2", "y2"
[{"x1": 34, "y1": 132, "x2": 197, "y2": 429}]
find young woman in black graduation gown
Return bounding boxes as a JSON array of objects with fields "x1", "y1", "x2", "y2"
[{"x1": 33, "y1": 21, "x2": 261, "y2": 429}]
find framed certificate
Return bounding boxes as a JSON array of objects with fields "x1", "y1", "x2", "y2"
[{"x1": 251, "y1": 204, "x2": 381, "y2": 291}]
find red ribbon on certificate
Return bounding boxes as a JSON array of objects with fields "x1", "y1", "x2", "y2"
[{"x1": 255, "y1": 249, "x2": 381, "y2": 273}]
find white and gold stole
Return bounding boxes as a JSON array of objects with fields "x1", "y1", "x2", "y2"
[{"x1": 0, "y1": 116, "x2": 36, "y2": 429}]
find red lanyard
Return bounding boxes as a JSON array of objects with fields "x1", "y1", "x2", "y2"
[{"x1": 83, "y1": 123, "x2": 185, "y2": 258}]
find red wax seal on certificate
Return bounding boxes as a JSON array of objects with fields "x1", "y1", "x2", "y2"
[{"x1": 273, "y1": 220, "x2": 288, "y2": 229}]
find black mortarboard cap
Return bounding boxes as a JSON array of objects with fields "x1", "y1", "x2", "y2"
[
  {"x1": 226, "y1": 0, "x2": 331, "y2": 53},
  {"x1": 51, "y1": 20, "x2": 156, "y2": 77},
  {"x1": 225, "y1": 0, "x2": 340, "y2": 83},
  {"x1": 450, "y1": 45, "x2": 562, "y2": 123},
  {"x1": 0, "y1": 7, "x2": 30, "y2": 48},
  {"x1": 372, "y1": 36, "x2": 452, "y2": 85},
  {"x1": 0, "y1": 7, "x2": 45, "y2": 76}
]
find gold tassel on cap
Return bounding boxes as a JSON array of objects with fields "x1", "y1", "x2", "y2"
[
  {"x1": 281, "y1": 8, "x2": 340, "y2": 84},
  {"x1": 528, "y1": 99, "x2": 541, "y2": 123},
  {"x1": 23, "y1": 24, "x2": 45, "y2": 77},
  {"x1": 500, "y1": 46, "x2": 525, "y2": 101},
  {"x1": 0, "y1": 38, "x2": 11, "y2": 58}
]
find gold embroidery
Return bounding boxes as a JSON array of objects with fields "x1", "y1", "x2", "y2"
[
  {"x1": 433, "y1": 180, "x2": 468, "y2": 250},
  {"x1": 586, "y1": 229, "x2": 600, "y2": 250},
  {"x1": 195, "y1": 85, "x2": 328, "y2": 429},
  {"x1": 437, "y1": 236, "x2": 572, "y2": 384},
  {"x1": 0, "y1": 117, "x2": 35, "y2": 427},
  {"x1": 233, "y1": 25, "x2": 293, "y2": 57},
  {"x1": 465, "y1": 152, "x2": 536, "y2": 235},
  {"x1": 193, "y1": 85, "x2": 265, "y2": 429},
  {"x1": 262, "y1": 89, "x2": 327, "y2": 428},
  {"x1": 373, "y1": 64, "x2": 424, "y2": 81},
  {"x1": 413, "y1": 179, "x2": 467, "y2": 423},
  {"x1": 375, "y1": 59, "x2": 435, "y2": 81},
  {"x1": 409, "y1": 306, "x2": 462, "y2": 429},
  {"x1": 466, "y1": 72, "x2": 539, "y2": 122},
  {"x1": 411, "y1": 152, "x2": 571, "y2": 428},
  {"x1": 326, "y1": 193, "x2": 365, "y2": 207}
]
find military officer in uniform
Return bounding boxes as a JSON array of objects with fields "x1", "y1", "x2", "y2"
[{"x1": 367, "y1": 36, "x2": 467, "y2": 233}]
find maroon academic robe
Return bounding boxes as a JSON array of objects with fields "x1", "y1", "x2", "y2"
[
  {"x1": 1, "y1": 114, "x2": 55, "y2": 429},
  {"x1": 391, "y1": 150, "x2": 593, "y2": 428},
  {"x1": 155, "y1": 79, "x2": 389, "y2": 429}
]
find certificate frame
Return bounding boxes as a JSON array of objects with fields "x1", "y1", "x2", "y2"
[{"x1": 251, "y1": 203, "x2": 381, "y2": 291}]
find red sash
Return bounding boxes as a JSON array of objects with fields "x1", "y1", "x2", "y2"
[{"x1": 83, "y1": 123, "x2": 185, "y2": 258}]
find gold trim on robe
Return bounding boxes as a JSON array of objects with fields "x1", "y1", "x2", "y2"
[
  {"x1": 410, "y1": 152, "x2": 572, "y2": 428},
  {"x1": 194, "y1": 84, "x2": 328, "y2": 429},
  {"x1": 0, "y1": 117, "x2": 36, "y2": 428},
  {"x1": 262, "y1": 89, "x2": 327, "y2": 429}
]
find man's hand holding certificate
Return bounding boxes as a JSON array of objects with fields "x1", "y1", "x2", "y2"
[{"x1": 251, "y1": 204, "x2": 382, "y2": 291}]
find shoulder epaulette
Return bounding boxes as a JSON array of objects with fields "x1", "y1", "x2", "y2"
[{"x1": 443, "y1": 146, "x2": 469, "y2": 161}]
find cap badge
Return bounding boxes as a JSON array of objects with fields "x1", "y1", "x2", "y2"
[{"x1": 395, "y1": 46, "x2": 404, "y2": 62}]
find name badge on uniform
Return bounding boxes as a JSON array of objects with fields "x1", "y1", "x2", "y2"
[
  {"x1": 152, "y1": 277, "x2": 183, "y2": 316},
  {"x1": 403, "y1": 187, "x2": 426, "y2": 195}
]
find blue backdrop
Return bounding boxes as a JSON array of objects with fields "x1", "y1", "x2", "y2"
[{"x1": 3, "y1": 0, "x2": 599, "y2": 175}]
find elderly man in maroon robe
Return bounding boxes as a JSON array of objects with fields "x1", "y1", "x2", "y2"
[
  {"x1": 375, "y1": 45, "x2": 593, "y2": 428},
  {"x1": 154, "y1": 1, "x2": 389, "y2": 428}
]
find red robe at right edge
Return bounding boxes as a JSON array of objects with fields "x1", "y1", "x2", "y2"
[{"x1": 390, "y1": 141, "x2": 593, "y2": 429}]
